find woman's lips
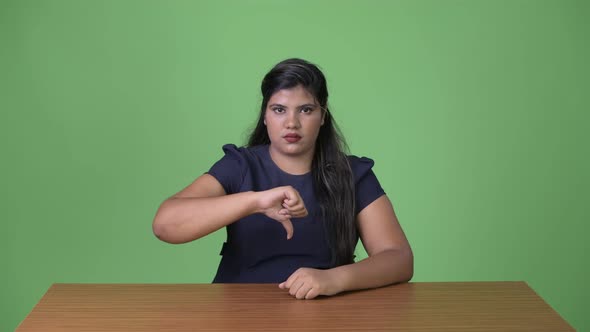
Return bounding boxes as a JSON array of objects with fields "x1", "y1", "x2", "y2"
[{"x1": 284, "y1": 134, "x2": 301, "y2": 143}]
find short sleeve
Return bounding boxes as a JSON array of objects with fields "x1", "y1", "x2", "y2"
[
  {"x1": 206, "y1": 144, "x2": 248, "y2": 194},
  {"x1": 349, "y1": 156, "x2": 386, "y2": 215}
]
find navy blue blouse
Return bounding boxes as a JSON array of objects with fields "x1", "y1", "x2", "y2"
[{"x1": 207, "y1": 144, "x2": 385, "y2": 283}]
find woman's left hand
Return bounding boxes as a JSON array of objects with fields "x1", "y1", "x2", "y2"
[{"x1": 279, "y1": 268, "x2": 341, "y2": 300}]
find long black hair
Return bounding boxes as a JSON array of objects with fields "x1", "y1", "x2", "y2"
[{"x1": 247, "y1": 58, "x2": 357, "y2": 267}]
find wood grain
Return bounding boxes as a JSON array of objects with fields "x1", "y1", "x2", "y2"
[{"x1": 16, "y1": 282, "x2": 574, "y2": 331}]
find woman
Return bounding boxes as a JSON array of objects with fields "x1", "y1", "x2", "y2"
[{"x1": 153, "y1": 58, "x2": 413, "y2": 300}]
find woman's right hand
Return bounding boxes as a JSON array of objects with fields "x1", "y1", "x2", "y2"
[{"x1": 256, "y1": 186, "x2": 308, "y2": 240}]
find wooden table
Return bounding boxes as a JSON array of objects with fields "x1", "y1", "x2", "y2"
[{"x1": 16, "y1": 282, "x2": 574, "y2": 331}]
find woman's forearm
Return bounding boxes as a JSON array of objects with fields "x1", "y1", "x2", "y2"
[
  {"x1": 152, "y1": 192, "x2": 259, "y2": 244},
  {"x1": 332, "y1": 248, "x2": 413, "y2": 293}
]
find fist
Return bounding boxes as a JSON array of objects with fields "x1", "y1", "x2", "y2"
[
  {"x1": 279, "y1": 268, "x2": 341, "y2": 300},
  {"x1": 256, "y1": 186, "x2": 308, "y2": 239}
]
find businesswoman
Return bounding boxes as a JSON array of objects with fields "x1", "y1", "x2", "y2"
[{"x1": 152, "y1": 58, "x2": 413, "y2": 299}]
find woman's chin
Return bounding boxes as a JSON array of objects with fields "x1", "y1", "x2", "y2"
[{"x1": 273, "y1": 144, "x2": 312, "y2": 157}]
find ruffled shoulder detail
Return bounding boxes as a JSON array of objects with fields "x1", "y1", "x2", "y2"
[
  {"x1": 347, "y1": 155, "x2": 376, "y2": 183},
  {"x1": 347, "y1": 155, "x2": 385, "y2": 214},
  {"x1": 207, "y1": 144, "x2": 250, "y2": 194},
  {"x1": 221, "y1": 143, "x2": 246, "y2": 158}
]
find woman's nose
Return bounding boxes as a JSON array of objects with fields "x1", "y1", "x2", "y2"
[{"x1": 285, "y1": 111, "x2": 301, "y2": 128}]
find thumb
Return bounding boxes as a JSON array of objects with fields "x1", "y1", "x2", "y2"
[{"x1": 281, "y1": 219, "x2": 294, "y2": 240}]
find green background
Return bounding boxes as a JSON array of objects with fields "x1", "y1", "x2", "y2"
[{"x1": 1, "y1": 0, "x2": 588, "y2": 330}]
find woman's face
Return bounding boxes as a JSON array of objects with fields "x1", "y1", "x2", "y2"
[{"x1": 264, "y1": 85, "x2": 325, "y2": 160}]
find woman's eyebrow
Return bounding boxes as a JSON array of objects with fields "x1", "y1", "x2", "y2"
[
  {"x1": 297, "y1": 103, "x2": 317, "y2": 108},
  {"x1": 268, "y1": 103, "x2": 318, "y2": 109},
  {"x1": 268, "y1": 103, "x2": 286, "y2": 108}
]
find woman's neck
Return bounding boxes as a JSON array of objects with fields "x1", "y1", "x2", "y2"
[{"x1": 268, "y1": 146, "x2": 314, "y2": 175}]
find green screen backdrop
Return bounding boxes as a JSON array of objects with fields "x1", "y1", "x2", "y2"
[{"x1": 1, "y1": 0, "x2": 588, "y2": 330}]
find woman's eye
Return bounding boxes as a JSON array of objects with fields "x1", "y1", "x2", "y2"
[
  {"x1": 273, "y1": 108, "x2": 285, "y2": 113},
  {"x1": 301, "y1": 107, "x2": 313, "y2": 113}
]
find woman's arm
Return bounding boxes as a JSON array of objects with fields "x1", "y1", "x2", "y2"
[
  {"x1": 333, "y1": 194, "x2": 413, "y2": 290},
  {"x1": 152, "y1": 174, "x2": 307, "y2": 244},
  {"x1": 279, "y1": 195, "x2": 413, "y2": 299}
]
